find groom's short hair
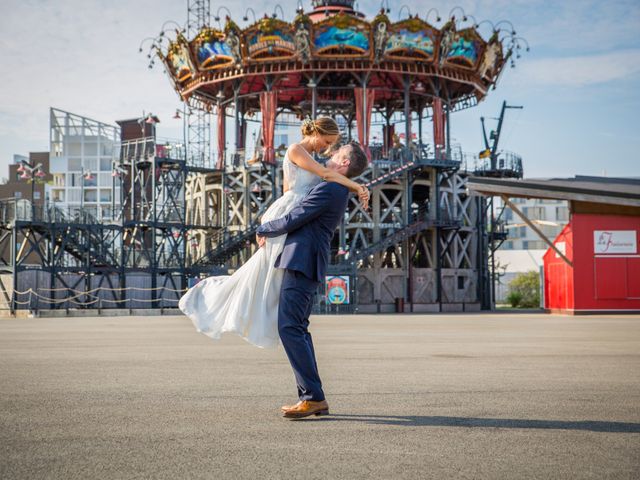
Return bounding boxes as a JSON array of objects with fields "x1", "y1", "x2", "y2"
[{"x1": 345, "y1": 142, "x2": 368, "y2": 178}]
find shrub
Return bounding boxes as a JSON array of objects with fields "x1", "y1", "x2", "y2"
[{"x1": 506, "y1": 271, "x2": 540, "y2": 308}]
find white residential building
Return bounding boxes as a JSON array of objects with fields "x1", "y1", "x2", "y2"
[
  {"x1": 494, "y1": 197, "x2": 570, "y2": 303},
  {"x1": 501, "y1": 197, "x2": 570, "y2": 250},
  {"x1": 48, "y1": 108, "x2": 121, "y2": 221}
]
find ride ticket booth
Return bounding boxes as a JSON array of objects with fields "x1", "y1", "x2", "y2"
[{"x1": 468, "y1": 175, "x2": 640, "y2": 314}]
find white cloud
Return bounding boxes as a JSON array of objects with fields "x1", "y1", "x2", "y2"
[{"x1": 516, "y1": 50, "x2": 640, "y2": 86}]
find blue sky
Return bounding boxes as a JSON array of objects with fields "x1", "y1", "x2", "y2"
[{"x1": 0, "y1": 0, "x2": 639, "y2": 178}]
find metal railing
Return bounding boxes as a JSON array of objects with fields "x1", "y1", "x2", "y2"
[
  {"x1": 368, "y1": 143, "x2": 463, "y2": 166},
  {"x1": 0, "y1": 201, "x2": 105, "y2": 225},
  {"x1": 472, "y1": 151, "x2": 523, "y2": 177}
]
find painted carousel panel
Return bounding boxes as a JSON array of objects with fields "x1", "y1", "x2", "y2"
[
  {"x1": 191, "y1": 29, "x2": 235, "y2": 71},
  {"x1": 314, "y1": 14, "x2": 370, "y2": 56},
  {"x1": 385, "y1": 18, "x2": 437, "y2": 60},
  {"x1": 245, "y1": 19, "x2": 296, "y2": 61}
]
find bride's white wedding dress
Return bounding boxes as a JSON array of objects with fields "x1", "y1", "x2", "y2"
[{"x1": 178, "y1": 153, "x2": 322, "y2": 348}]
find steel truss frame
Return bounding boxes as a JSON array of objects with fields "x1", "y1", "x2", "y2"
[
  {"x1": 0, "y1": 146, "x2": 482, "y2": 313},
  {"x1": 184, "y1": 148, "x2": 482, "y2": 313}
]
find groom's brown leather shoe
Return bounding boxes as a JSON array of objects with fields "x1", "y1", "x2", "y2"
[
  {"x1": 281, "y1": 400, "x2": 302, "y2": 412},
  {"x1": 282, "y1": 400, "x2": 329, "y2": 419}
]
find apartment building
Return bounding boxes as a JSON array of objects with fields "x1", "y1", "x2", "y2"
[{"x1": 48, "y1": 108, "x2": 121, "y2": 221}]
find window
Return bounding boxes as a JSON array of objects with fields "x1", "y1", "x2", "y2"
[
  {"x1": 523, "y1": 206, "x2": 545, "y2": 220},
  {"x1": 84, "y1": 142, "x2": 98, "y2": 156},
  {"x1": 83, "y1": 175, "x2": 97, "y2": 187},
  {"x1": 99, "y1": 190, "x2": 112, "y2": 202},
  {"x1": 68, "y1": 190, "x2": 81, "y2": 203},
  {"x1": 99, "y1": 173, "x2": 111, "y2": 187},
  {"x1": 68, "y1": 157, "x2": 82, "y2": 170},
  {"x1": 457, "y1": 276, "x2": 465, "y2": 289},
  {"x1": 541, "y1": 225, "x2": 560, "y2": 237},
  {"x1": 100, "y1": 143, "x2": 113, "y2": 155},
  {"x1": 100, "y1": 157, "x2": 112, "y2": 171},
  {"x1": 67, "y1": 142, "x2": 82, "y2": 156},
  {"x1": 524, "y1": 240, "x2": 546, "y2": 250},
  {"x1": 84, "y1": 189, "x2": 97, "y2": 202},
  {"x1": 101, "y1": 206, "x2": 112, "y2": 220},
  {"x1": 52, "y1": 190, "x2": 65, "y2": 202},
  {"x1": 556, "y1": 207, "x2": 569, "y2": 222},
  {"x1": 54, "y1": 174, "x2": 65, "y2": 186},
  {"x1": 84, "y1": 158, "x2": 98, "y2": 171}
]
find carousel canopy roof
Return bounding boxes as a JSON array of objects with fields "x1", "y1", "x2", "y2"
[{"x1": 151, "y1": 1, "x2": 526, "y2": 117}]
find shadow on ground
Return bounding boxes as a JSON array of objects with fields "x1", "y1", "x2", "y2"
[{"x1": 298, "y1": 415, "x2": 640, "y2": 432}]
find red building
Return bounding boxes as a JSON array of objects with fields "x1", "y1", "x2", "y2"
[
  {"x1": 545, "y1": 214, "x2": 640, "y2": 313},
  {"x1": 469, "y1": 176, "x2": 640, "y2": 314}
]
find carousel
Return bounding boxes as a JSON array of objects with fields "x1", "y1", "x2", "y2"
[{"x1": 141, "y1": 0, "x2": 528, "y2": 312}]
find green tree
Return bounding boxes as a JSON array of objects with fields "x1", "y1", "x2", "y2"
[{"x1": 506, "y1": 271, "x2": 540, "y2": 308}]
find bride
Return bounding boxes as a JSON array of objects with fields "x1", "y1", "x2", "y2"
[{"x1": 179, "y1": 117, "x2": 369, "y2": 348}]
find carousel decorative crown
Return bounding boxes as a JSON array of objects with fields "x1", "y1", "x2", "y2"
[{"x1": 141, "y1": 2, "x2": 528, "y2": 112}]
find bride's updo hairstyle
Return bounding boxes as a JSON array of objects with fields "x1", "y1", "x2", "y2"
[{"x1": 301, "y1": 116, "x2": 340, "y2": 138}]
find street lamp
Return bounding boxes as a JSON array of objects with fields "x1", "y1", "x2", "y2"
[
  {"x1": 79, "y1": 166, "x2": 94, "y2": 219},
  {"x1": 138, "y1": 112, "x2": 160, "y2": 137},
  {"x1": 17, "y1": 159, "x2": 47, "y2": 221}
]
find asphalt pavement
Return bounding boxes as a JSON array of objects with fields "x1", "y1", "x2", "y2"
[{"x1": 1, "y1": 313, "x2": 639, "y2": 479}]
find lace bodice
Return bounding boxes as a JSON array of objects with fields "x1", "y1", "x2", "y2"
[{"x1": 283, "y1": 150, "x2": 322, "y2": 195}]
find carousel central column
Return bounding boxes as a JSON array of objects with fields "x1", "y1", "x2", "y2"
[
  {"x1": 354, "y1": 76, "x2": 374, "y2": 158},
  {"x1": 216, "y1": 95, "x2": 228, "y2": 235},
  {"x1": 260, "y1": 77, "x2": 277, "y2": 165},
  {"x1": 445, "y1": 100, "x2": 451, "y2": 159},
  {"x1": 309, "y1": 76, "x2": 318, "y2": 119},
  {"x1": 432, "y1": 97, "x2": 446, "y2": 159},
  {"x1": 216, "y1": 101, "x2": 226, "y2": 170},
  {"x1": 233, "y1": 82, "x2": 244, "y2": 164},
  {"x1": 402, "y1": 77, "x2": 412, "y2": 311},
  {"x1": 361, "y1": 76, "x2": 368, "y2": 147},
  {"x1": 384, "y1": 110, "x2": 390, "y2": 156},
  {"x1": 418, "y1": 102, "x2": 424, "y2": 156},
  {"x1": 403, "y1": 75, "x2": 411, "y2": 161}
]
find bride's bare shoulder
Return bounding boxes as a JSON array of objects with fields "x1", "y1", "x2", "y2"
[{"x1": 287, "y1": 143, "x2": 307, "y2": 165}]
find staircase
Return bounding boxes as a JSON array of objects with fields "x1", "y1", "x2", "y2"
[
  {"x1": 366, "y1": 161, "x2": 417, "y2": 189},
  {"x1": 341, "y1": 205, "x2": 461, "y2": 265},
  {"x1": 194, "y1": 224, "x2": 261, "y2": 267},
  {"x1": 9, "y1": 204, "x2": 114, "y2": 267}
]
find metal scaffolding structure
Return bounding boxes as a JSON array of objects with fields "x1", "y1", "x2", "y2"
[{"x1": 0, "y1": 1, "x2": 528, "y2": 313}]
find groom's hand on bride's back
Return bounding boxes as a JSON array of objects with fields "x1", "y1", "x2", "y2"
[{"x1": 256, "y1": 234, "x2": 266, "y2": 248}]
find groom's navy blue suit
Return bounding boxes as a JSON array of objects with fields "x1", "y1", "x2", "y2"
[{"x1": 257, "y1": 181, "x2": 349, "y2": 402}]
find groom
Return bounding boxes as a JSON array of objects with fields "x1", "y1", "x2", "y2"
[{"x1": 256, "y1": 142, "x2": 368, "y2": 419}]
